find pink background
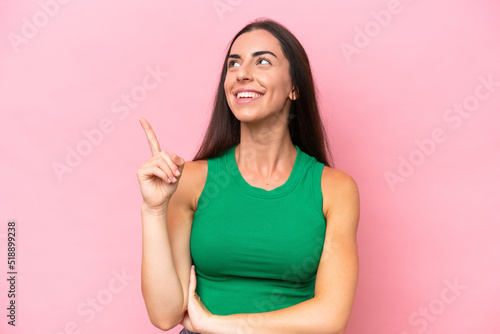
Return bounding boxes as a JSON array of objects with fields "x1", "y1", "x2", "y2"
[{"x1": 1, "y1": 0, "x2": 499, "y2": 333}]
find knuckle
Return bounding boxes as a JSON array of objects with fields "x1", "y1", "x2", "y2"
[{"x1": 161, "y1": 160, "x2": 169, "y2": 169}]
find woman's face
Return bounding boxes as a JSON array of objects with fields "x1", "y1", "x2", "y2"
[{"x1": 224, "y1": 29, "x2": 296, "y2": 122}]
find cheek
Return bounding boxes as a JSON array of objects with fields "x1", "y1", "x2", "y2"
[{"x1": 261, "y1": 74, "x2": 289, "y2": 95}]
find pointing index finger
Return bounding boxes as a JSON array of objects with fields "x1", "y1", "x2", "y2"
[{"x1": 139, "y1": 118, "x2": 161, "y2": 155}]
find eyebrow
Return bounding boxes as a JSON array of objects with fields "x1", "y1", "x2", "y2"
[{"x1": 228, "y1": 50, "x2": 278, "y2": 59}]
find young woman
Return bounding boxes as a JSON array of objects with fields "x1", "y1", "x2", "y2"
[{"x1": 138, "y1": 18, "x2": 360, "y2": 334}]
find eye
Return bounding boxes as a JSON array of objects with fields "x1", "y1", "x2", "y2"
[
  {"x1": 257, "y1": 57, "x2": 271, "y2": 65},
  {"x1": 228, "y1": 60, "x2": 240, "y2": 68}
]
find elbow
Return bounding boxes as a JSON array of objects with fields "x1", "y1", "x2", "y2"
[
  {"x1": 151, "y1": 320, "x2": 171, "y2": 331},
  {"x1": 326, "y1": 320, "x2": 348, "y2": 334},
  {"x1": 314, "y1": 303, "x2": 351, "y2": 334},
  {"x1": 332, "y1": 328, "x2": 346, "y2": 334},
  {"x1": 153, "y1": 321, "x2": 175, "y2": 332},
  {"x1": 142, "y1": 290, "x2": 186, "y2": 331},
  {"x1": 147, "y1": 309, "x2": 184, "y2": 331},
  {"x1": 319, "y1": 316, "x2": 348, "y2": 334},
  {"x1": 321, "y1": 325, "x2": 346, "y2": 334},
  {"x1": 330, "y1": 323, "x2": 348, "y2": 334},
  {"x1": 150, "y1": 316, "x2": 181, "y2": 332}
]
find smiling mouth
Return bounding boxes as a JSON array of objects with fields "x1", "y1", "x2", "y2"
[{"x1": 235, "y1": 92, "x2": 264, "y2": 104}]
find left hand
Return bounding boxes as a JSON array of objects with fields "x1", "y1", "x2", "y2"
[{"x1": 180, "y1": 265, "x2": 214, "y2": 333}]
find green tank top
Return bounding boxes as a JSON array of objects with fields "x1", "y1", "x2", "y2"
[{"x1": 191, "y1": 144, "x2": 326, "y2": 316}]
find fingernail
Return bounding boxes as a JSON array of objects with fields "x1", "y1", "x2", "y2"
[{"x1": 175, "y1": 170, "x2": 180, "y2": 176}]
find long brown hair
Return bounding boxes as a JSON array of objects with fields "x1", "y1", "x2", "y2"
[{"x1": 192, "y1": 17, "x2": 333, "y2": 168}]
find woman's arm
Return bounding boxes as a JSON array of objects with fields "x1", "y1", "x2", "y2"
[
  {"x1": 141, "y1": 161, "x2": 199, "y2": 330},
  {"x1": 138, "y1": 117, "x2": 196, "y2": 331},
  {"x1": 201, "y1": 168, "x2": 360, "y2": 334},
  {"x1": 141, "y1": 202, "x2": 182, "y2": 328}
]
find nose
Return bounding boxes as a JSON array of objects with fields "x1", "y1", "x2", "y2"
[{"x1": 236, "y1": 61, "x2": 253, "y2": 82}]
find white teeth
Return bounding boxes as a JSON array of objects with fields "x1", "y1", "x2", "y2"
[{"x1": 237, "y1": 91, "x2": 263, "y2": 99}]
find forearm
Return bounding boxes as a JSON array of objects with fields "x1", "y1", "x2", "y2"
[
  {"x1": 141, "y1": 201, "x2": 184, "y2": 329},
  {"x1": 205, "y1": 296, "x2": 346, "y2": 334}
]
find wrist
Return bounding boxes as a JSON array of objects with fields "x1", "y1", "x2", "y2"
[{"x1": 141, "y1": 201, "x2": 169, "y2": 216}]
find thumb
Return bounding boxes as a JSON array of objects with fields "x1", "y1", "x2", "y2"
[
  {"x1": 171, "y1": 153, "x2": 185, "y2": 177},
  {"x1": 172, "y1": 153, "x2": 185, "y2": 168},
  {"x1": 188, "y1": 265, "x2": 197, "y2": 295}
]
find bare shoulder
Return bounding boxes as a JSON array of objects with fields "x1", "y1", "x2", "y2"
[
  {"x1": 177, "y1": 159, "x2": 208, "y2": 212},
  {"x1": 320, "y1": 166, "x2": 359, "y2": 194},
  {"x1": 320, "y1": 166, "x2": 360, "y2": 225}
]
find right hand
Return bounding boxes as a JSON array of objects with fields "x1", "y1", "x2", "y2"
[{"x1": 137, "y1": 117, "x2": 185, "y2": 210}]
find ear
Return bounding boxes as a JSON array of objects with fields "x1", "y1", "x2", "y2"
[{"x1": 289, "y1": 87, "x2": 299, "y2": 100}]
